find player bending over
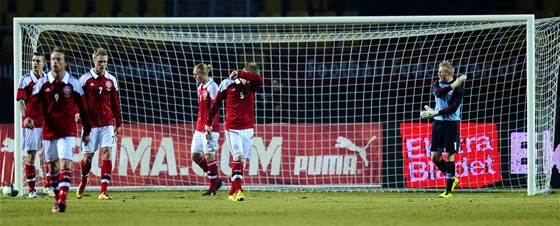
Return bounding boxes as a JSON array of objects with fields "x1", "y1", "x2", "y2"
[{"x1": 206, "y1": 63, "x2": 263, "y2": 201}]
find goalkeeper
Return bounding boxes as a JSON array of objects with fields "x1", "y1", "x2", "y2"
[{"x1": 420, "y1": 60, "x2": 466, "y2": 198}]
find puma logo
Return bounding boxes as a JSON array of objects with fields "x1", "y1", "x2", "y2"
[
  {"x1": 335, "y1": 136, "x2": 377, "y2": 167},
  {"x1": 1, "y1": 138, "x2": 14, "y2": 153}
]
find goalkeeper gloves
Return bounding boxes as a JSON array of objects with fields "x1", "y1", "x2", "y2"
[
  {"x1": 420, "y1": 105, "x2": 438, "y2": 119},
  {"x1": 451, "y1": 74, "x2": 467, "y2": 89}
]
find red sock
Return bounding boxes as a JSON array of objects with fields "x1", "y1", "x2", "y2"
[
  {"x1": 208, "y1": 160, "x2": 218, "y2": 192},
  {"x1": 228, "y1": 161, "x2": 243, "y2": 195},
  {"x1": 80, "y1": 159, "x2": 92, "y2": 185},
  {"x1": 228, "y1": 179, "x2": 237, "y2": 196},
  {"x1": 58, "y1": 169, "x2": 71, "y2": 204},
  {"x1": 233, "y1": 161, "x2": 244, "y2": 192},
  {"x1": 25, "y1": 161, "x2": 36, "y2": 191},
  {"x1": 49, "y1": 169, "x2": 60, "y2": 201},
  {"x1": 195, "y1": 157, "x2": 209, "y2": 172},
  {"x1": 43, "y1": 164, "x2": 51, "y2": 188},
  {"x1": 100, "y1": 159, "x2": 112, "y2": 193}
]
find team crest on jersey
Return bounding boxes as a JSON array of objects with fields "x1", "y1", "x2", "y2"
[
  {"x1": 63, "y1": 85, "x2": 72, "y2": 98},
  {"x1": 63, "y1": 86, "x2": 72, "y2": 95},
  {"x1": 105, "y1": 81, "x2": 112, "y2": 91},
  {"x1": 233, "y1": 144, "x2": 239, "y2": 151},
  {"x1": 202, "y1": 92, "x2": 207, "y2": 100}
]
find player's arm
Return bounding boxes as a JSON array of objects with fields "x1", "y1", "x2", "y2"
[
  {"x1": 74, "y1": 91, "x2": 92, "y2": 137},
  {"x1": 421, "y1": 86, "x2": 465, "y2": 119},
  {"x1": 432, "y1": 80, "x2": 453, "y2": 97},
  {"x1": 437, "y1": 85, "x2": 464, "y2": 115},
  {"x1": 237, "y1": 71, "x2": 264, "y2": 89},
  {"x1": 17, "y1": 100, "x2": 26, "y2": 116},
  {"x1": 16, "y1": 78, "x2": 28, "y2": 116},
  {"x1": 432, "y1": 75, "x2": 467, "y2": 97},
  {"x1": 206, "y1": 89, "x2": 225, "y2": 132},
  {"x1": 111, "y1": 87, "x2": 123, "y2": 135},
  {"x1": 23, "y1": 84, "x2": 43, "y2": 129}
]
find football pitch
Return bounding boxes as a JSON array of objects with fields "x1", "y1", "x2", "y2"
[{"x1": 2, "y1": 190, "x2": 559, "y2": 226}]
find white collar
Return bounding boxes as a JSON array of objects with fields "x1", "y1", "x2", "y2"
[
  {"x1": 90, "y1": 68, "x2": 107, "y2": 79},
  {"x1": 47, "y1": 71, "x2": 70, "y2": 84},
  {"x1": 29, "y1": 70, "x2": 44, "y2": 83},
  {"x1": 202, "y1": 78, "x2": 214, "y2": 89}
]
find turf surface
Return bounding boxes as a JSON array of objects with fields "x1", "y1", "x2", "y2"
[{"x1": 2, "y1": 190, "x2": 559, "y2": 226}]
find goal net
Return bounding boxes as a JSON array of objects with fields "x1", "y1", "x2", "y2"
[{"x1": 10, "y1": 16, "x2": 559, "y2": 195}]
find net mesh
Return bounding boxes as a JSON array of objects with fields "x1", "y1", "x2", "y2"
[{"x1": 12, "y1": 17, "x2": 559, "y2": 193}]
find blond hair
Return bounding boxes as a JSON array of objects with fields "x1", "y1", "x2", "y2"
[
  {"x1": 92, "y1": 48, "x2": 109, "y2": 60},
  {"x1": 244, "y1": 62, "x2": 260, "y2": 74},
  {"x1": 194, "y1": 63, "x2": 212, "y2": 74},
  {"x1": 439, "y1": 60, "x2": 454, "y2": 74}
]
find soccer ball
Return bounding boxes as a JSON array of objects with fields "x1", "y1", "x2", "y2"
[{"x1": 2, "y1": 184, "x2": 19, "y2": 197}]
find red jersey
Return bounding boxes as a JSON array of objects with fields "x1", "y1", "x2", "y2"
[
  {"x1": 17, "y1": 71, "x2": 44, "y2": 128},
  {"x1": 196, "y1": 78, "x2": 219, "y2": 132},
  {"x1": 26, "y1": 72, "x2": 91, "y2": 140},
  {"x1": 79, "y1": 69, "x2": 122, "y2": 128},
  {"x1": 208, "y1": 71, "x2": 263, "y2": 130}
]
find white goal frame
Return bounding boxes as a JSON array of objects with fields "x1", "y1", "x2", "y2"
[{"x1": 13, "y1": 15, "x2": 540, "y2": 195}]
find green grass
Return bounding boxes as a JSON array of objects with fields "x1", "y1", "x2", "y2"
[{"x1": 2, "y1": 190, "x2": 559, "y2": 226}]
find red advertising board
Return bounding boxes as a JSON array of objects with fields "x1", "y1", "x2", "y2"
[
  {"x1": 400, "y1": 122, "x2": 502, "y2": 188},
  {"x1": 0, "y1": 124, "x2": 15, "y2": 185},
  {"x1": 1, "y1": 123, "x2": 383, "y2": 187}
]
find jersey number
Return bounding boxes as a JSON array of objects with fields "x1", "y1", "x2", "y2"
[
  {"x1": 99, "y1": 87, "x2": 103, "y2": 94},
  {"x1": 240, "y1": 92, "x2": 244, "y2": 99}
]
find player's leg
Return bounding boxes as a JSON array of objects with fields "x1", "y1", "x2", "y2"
[
  {"x1": 440, "y1": 121, "x2": 460, "y2": 198},
  {"x1": 25, "y1": 150, "x2": 37, "y2": 197},
  {"x1": 77, "y1": 127, "x2": 98, "y2": 199},
  {"x1": 42, "y1": 153, "x2": 55, "y2": 197},
  {"x1": 43, "y1": 140, "x2": 60, "y2": 212},
  {"x1": 235, "y1": 128, "x2": 254, "y2": 201},
  {"x1": 98, "y1": 126, "x2": 115, "y2": 200},
  {"x1": 23, "y1": 128, "x2": 41, "y2": 197},
  {"x1": 432, "y1": 121, "x2": 452, "y2": 198},
  {"x1": 445, "y1": 121, "x2": 460, "y2": 193},
  {"x1": 430, "y1": 121, "x2": 447, "y2": 175},
  {"x1": 49, "y1": 161, "x2": 60, "y2": 213},
  {"x1": 201, "y1": 132, "x2": 223, "y2": 196},
  {"x1": 56, "y1": 137, "x2": 76, "y2": 212},
  {"x1": 192, "y1": 131, "x2": 209, "y2": 173},
  {"x1": 191, "y1": 131, "x2": 211, "y2": 195},
  {"x1": 225, "y1": 130, "x2": 244, "y2": 201}
]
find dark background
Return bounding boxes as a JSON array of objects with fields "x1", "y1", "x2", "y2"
[{"x1": 0, "y1": 0, "x2": 558, "y2": 189}]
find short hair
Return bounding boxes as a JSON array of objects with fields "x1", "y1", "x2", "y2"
[
  {"x1": 439, "y1": 60, "x2": 454, "y2": 74},
  {"x1": 33, "y1": 52, "x2": 45, "y2": 63},
  {"x1": 92, "y1": 48, "x2": 109, "y2": 60},
  {"x1": 51, "y1": 47, "x2": 69, "y2": 62},
  {"x1": 194, "y1": 63, "x2": 212, "y2": 74},
  {"x1": 244, "y1": 62, "x2": 260, "y2": 74}
]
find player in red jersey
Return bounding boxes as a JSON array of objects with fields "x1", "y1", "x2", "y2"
[
  {"x1": 76, "y1": 48, "x2": 122, "y2": 200},
  {"x1": 16, "y1": 52, "x2": 51, "y2": 198},
  {"x1": 191, "y1": 63, "x2": 223, "y2": 196},
  {"x1": 24, "y1": 47, "x2": 91, "y2": 213},
  {"x1": 206, "y1": 62, "x2": 263, "y2": 201}
]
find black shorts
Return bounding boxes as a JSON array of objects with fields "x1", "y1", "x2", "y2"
[{"x1": 431, "y1": 120, "x2": 460, "y2": 154}]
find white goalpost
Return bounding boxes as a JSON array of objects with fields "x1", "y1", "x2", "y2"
[{"x1": 10, "y1": 15, "x2": 558, "y2": 195}]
